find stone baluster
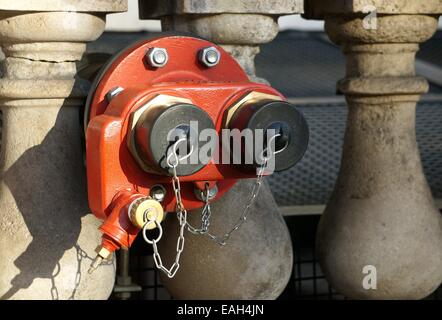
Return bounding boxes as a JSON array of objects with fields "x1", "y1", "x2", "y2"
[
  {"x1": 139, "y1": 0, "x2": 303, "y2": 299},
  {"x1": 0, "y1": 1, "x2": 127, "y2": 300},
  {"x1": 140, "y1": 0, "x2": 303, "y2": 83},
  {"x1": 304, "y1": 0, "x2": 442, "y2": 299}
]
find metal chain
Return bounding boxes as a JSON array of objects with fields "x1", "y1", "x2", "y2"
[
  {"x1": 74, "y1": 249, "x2": 84, "y2": 288},
  {"x1": 70, "y1": 245, "x2": 114, "y2": 298},
  {"x1": 142, "y1": 132, "x2": 279, "y2": 276},
  {"x1": 68, "y1": 246, "x2": 86, "y2": 300},
  {"x1": 142, "y1": 137, "x2": 190, "y2": 278},
  {"x1": 186, "y1": 183, "x2": 212, "y2": 235},
  {"x1": 50, "y1": 262, "x2": 61, "y2": 300},
  {"x1": 203, "y1": 159, "x2": 268, "y2": 246},
  {"x1": 50, "y1": 280, "x2": 59, "y2": 301},
  {"x1": 198, "y1": 133, "x2": 281, "y2": 246}
]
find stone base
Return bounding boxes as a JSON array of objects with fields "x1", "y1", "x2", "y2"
[{"x1": 158, "y1": 179, "x2": 293, "y2": 299}]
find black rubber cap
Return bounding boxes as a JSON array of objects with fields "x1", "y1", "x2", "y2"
[
  {"x1": 229, "y1": 100, "x2": 309, "y2": 172},
  {"x1": 135, "y1": 103, "x2": 215, "y2": 176}
]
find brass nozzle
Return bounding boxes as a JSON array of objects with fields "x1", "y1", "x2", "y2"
[
  {"x1": 88, "y1": 245, "x2": 112, "y2": 275},
  {"x1": 88, "y1": 256, "x2": 103, "y2": 274}
]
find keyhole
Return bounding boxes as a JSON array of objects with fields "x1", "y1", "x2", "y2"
[
  {"x1": 265, "y1": 122, "x2": 290, "y2": 153},
  {"x1": 170, "y1": 124, "x2": 195, "y2": 158}
]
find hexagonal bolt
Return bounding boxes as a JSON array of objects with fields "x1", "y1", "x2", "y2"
[
  {"x1": 146, "y1": 47, "x2": 169, "y2": 68},
  {"x1": 105, "y1": 86, "x2": 124, "y2": 103},
  {"x1": 150, "y1": 184, "x2": 167, "y2": 202},
  {"x1": 199, "y1": 46, "x2": 221, "y2": 68},
  {"x1": 194, "y1": 184, "x2": 218, "y2": 201}
]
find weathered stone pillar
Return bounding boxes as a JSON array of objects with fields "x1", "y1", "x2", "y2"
[
  {"x1": 139, "y1": 0, "x2": 302, "y2": 299},
  {"x1": 0, "y1": 1, "x2": 127, "y2": 300},
  {"x1": 305, "y1": 0, "x2": 442, "y2": 299}
]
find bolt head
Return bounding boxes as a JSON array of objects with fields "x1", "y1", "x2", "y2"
[
  {"x1": 199, "y1": 46, "x2": 221, "y2": 68},
  {"x1": 194, "y1": 184, "x2": 218, "y2": 201},
  {"x1": 207, "y1": 186, "x2": 218, "y2": 199},
  {"x1": 105, "y1": 86, "x2": 124, "y2": 103},
  {"x1": 146, "y1": 47, "x2": 169, "y2": 68},
  {"x1": 150, "y1": 184, "x2": 166, "y2": 202}
]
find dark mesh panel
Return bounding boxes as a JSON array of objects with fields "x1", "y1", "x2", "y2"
[{"x1": 267, "y1": 101, "x2": 442, "y2": 206}]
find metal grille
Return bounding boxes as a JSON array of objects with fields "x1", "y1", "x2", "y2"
[
  {"x1": 267, "y1": 101, "x2": 442, "y2": 206},
  {"x1": 417, "y1": 102, "x2": 442, "y2": 200},
  {"x1": 128, "y1": 251, "x2": 171, "y2": 300},
  {"x1": 279, "y1": 215, "x2": 344, "y2": 300}
]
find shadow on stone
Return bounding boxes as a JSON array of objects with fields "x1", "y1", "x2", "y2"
[{"x1": 1, "y1": 104, "x2": 89, "y2": 299}]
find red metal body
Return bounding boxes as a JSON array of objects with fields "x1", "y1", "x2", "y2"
[{"x1": 86, "y1": 35, "x2": 285, "y2": 252}]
